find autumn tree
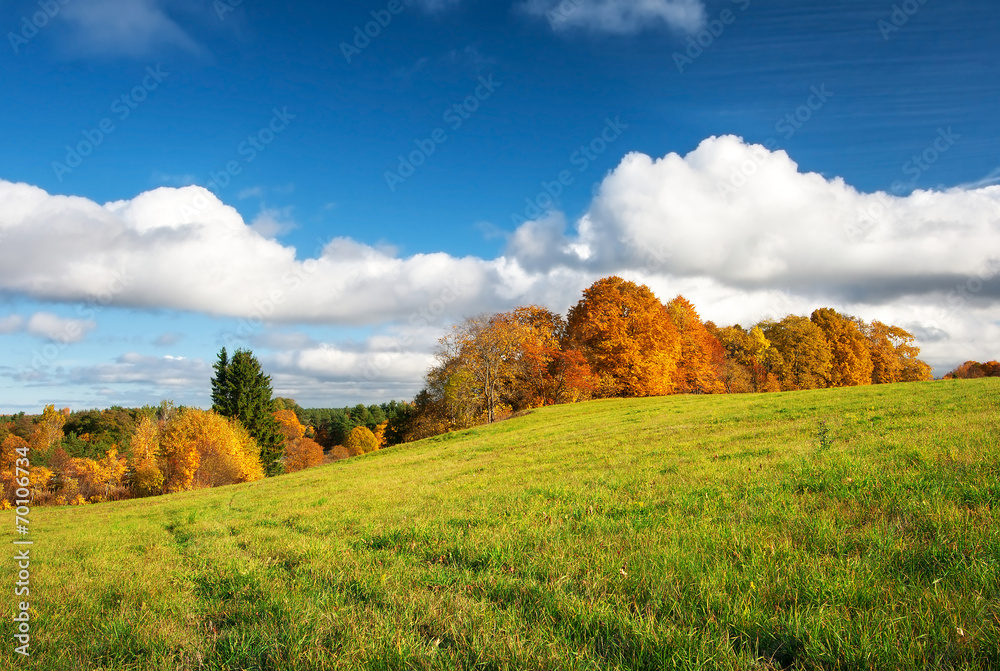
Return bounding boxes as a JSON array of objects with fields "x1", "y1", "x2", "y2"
[
  {"x1": 862, "y1": 321, "x2": 932, "y2": 383},
  {"x1": 344, "y1": 425, "x2": 379, "y2": 455},
  {"x1": 274, "y1": 409, "x2": 324, "y2": 473},
  {"x1": 284, "y1": 436, "x2": 324, "y2": 472},
  {"x1": 211, "y1": 348, "x2": 284, "y2": 475},
  {"x1": 566, "y1": 276, "x2": 680, "y2": 397},
  {"x1": 129, "y1": 415, "x2": 164, "y2": 496},
  {"x1": 159, "y1": 408, "x2": 265, "y2": 492},
  {"x1": 438, "y1": 313, "x2": 533, "y2": 423},
  {"x1": 760, "y1": 316, "x2": 833, "y2": 391},
  {"x1": 666, "y1": 296, "x2": 726, "y2": 394},
  {"x1": 29, "y1": 404, "x2": 66, "y2": 459},
  {"x1": 945, "y1": 360, "x2": 1000, "y2": 379},
  {"x1": 506, "y1": 305, "x2": 563, "y2": 408},
  {"x1": 0, "y1": 434, "x2": 31, "y2": 505},
  {"x1": 810, "y1": 308, "x2": 873, "y2": 387}
]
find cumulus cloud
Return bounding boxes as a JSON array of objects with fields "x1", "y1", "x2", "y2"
[
  {"x1": 508, "y1": 135, "x2": 1000, "y2": 305},
  {"x1": 0, "y1": 312, "x2": 96, "y2": 343},
  {"x1": 249, "y1": 206, "x2": 298, "y2": 239},
  {"x1": 2, "y1": 134, "x2": 999, "y2": 386},
  {"x1": 0, "y1": 180, "x2": 510, "y2": 326},
  {"x1": 58, "y1": 0, "x2": 202, "y2": 57},
  {"x1": 519, "y1": 0, "x2": 707, "y2": 35}
]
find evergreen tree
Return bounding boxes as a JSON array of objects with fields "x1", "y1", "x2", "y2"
[{"x1": 210, "y1": 348, "x2": 284, "y2": 476}]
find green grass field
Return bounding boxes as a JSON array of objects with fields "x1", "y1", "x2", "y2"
[{"x1": 3, "y1": 379, "x2": 999, "y2": 670}]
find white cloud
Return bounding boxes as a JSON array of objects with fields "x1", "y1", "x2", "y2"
[
  {"x1": 249, "y1": 206, "x2": 298, "y2": 238},
  {"x1": 0, "y1": 315, "x2": 26, "y2": 334},
  {"x1": 2, "y1": 134, "x2": 999, "y2": 383},
  {"x1": 0, "y1": 312, "x2": 95, "y2": 343},
  {"x1": 0, "y1": 180, "x2": 509, "y2": 326},
  {"x1": 509, "y1": 135, "x2": 1000, "y2": 303},
  {"x1": 58, "y1": 0, "x2": 202, "y2": 57},
  {"x1": 71, "y1": 352, "x2": 210, "y2": 388},
  {"x1": 26, "y1": 313, "x2": 97, "y2": 343},
  {"x1": 519, "y1": 0, "x2": 707, "y2": 35}
]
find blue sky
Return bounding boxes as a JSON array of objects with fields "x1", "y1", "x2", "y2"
[{"x1": 1, "y1": 0, "x2": 998, "y2": 412}]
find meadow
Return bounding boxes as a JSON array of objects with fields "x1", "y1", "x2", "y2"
[{"x1": 2, "y1": 378, "x2": 998, "y2": 670}]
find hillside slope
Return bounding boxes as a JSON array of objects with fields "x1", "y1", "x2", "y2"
[{"x1": 3, "y1": 379, "x2": 999, "y2": 670}]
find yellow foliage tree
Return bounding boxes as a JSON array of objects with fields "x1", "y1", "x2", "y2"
[
  {"x1": 811, "y1": 308, "x2": 873, "y2": 387},
  {"x1": 344, "y1": 425, "x2": 379, "y2": 455},
  {"x1": 863, "y1": 320, "x2": 932, "y2": 383},
  {"x1": 373, "y1": 420, "x2": 388, "y2": 448},
  {"x1": 129, "y1": 415, "x2": 164, "y2": 496},
  {"x1": 159, "y1": 408, "x2": 265, "y2": 492},
  {"x1": 274, "y1": 409, "x2": 306, "y2": 443},
  {"x1": 273, "y1": 409, "x2": 323, "y2": 472},
  {"x1": 29, "y1": 404, "x2": 66, "y2": 456},
  {"x1": 760, "y1": 316, "x2": 833, "y2": 391}
]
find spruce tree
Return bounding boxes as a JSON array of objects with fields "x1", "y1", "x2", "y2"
[{"x1": 210, "y1": 347, "x2": 284, "y2": 475}]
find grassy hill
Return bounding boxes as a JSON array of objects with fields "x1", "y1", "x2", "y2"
[{"x1": 3, "y1": 379, "x2": 999, "y2": 670}]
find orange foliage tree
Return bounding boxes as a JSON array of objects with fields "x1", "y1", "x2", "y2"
[
  {"x1": 274, "y1": 409, "x2": 324, "y2": 472},
  {"x1": 567, "y1": 276, "x2": 680, "y2": 397},
  {"x1": 666, "y1": 296, "x2": 725, "y2": 394},
  {"x1": 863, "y1": 320, "x2": 932, "y2": 383},
  {"x1": 945, "y1": 360, "x2": 1000, "y2": 379}
]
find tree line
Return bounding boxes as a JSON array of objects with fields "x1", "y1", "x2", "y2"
[
  {"x1": 943, "y1": 360, "x2": 1000, "y2": 379},
  {"x1": 1, "y1": 275, "x2": 943, "y2": 507},
  {"x1": 0, "y1": 349, "x2": 411, "y2": 507},
  {"x1": 402, "y1": 276, "x2": 933, "y2": 440}
]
